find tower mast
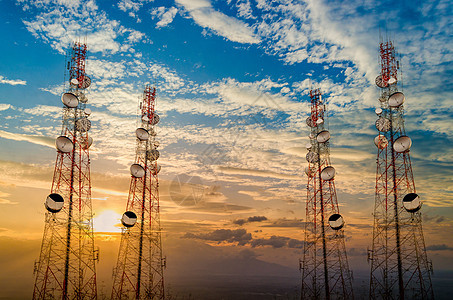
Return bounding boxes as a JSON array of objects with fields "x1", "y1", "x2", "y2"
[
  {"x1": 301, "y1": 89, "x2": 354, "y2": 300},
  {"x1": 111, "y1": 85, "x2": 165, "y2": 299},
  {"x1": 369, "y1": 39, "x2": 434, "y2": 299},
  {"x1": 33, "y1": 41, "x2": 97, "y2": 299}
]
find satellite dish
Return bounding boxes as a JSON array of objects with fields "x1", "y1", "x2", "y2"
[
  {"x1": 306, "y1": 151, "x2": 319, "y2": 163},
  {"x1": 375, "y1": 108, "x2": 383, "y2": 115},
  {"x1": 316, "y1": 130, "x2": 330, "y2": 143},
  {"x1": 121, "y1": 211, "x2": 137, "y2": 227},
  {"x1": 375, "y1": 117, "x2": 391, "y2": 132},
  {"x1": 70, "y1": 78, "x2": 79, "y2": 86},
  {"x1": 149, "y1": 128, "x2": 157, "y2": 136},
  {"x1": 147, "y1": 149, "x2": 160, "y2": 161},
  {"x1": 328, "y1": 214, "x2": 344, "y2": 230},
  {"x1": 74, "y1": 91, "x2": 88, "y2": 103},
  {"x1": 393, "y1": 136, "x2": 412, "y2": 153},
  {"x1": 136, "y1": 128, "x2": 149, "y2": 141},
  {"x1": 130, "y1": 164, "x2": 145, "y2": 178},
  {"x1": 56, "y1": 136, "x2": 73, "y2": 153},
  {"x1": 151, "y1": 163, "x2": 161, "y2": 175},
  {"x1": 84, "y1": 108, "x2": 92, "y2": 116},
  {"x1": 374, "y1": 135, "x2": 388, "y2": 149},
  {"x1": 379, "y1": 96, "x2": 387, "y2": 103},
  {"x1": 403, "y1": 193, "x2": 422, "y2": 213},
  {"x1": 321, "y1": 166, "x2": 335, "y2": 181},
  {"x1": 304, "y1": 166, "x2": 315, "y2": 177},
  {"x1": 316, "y1": 118, "x2": 324, "y2": 125},
  {"x1": 142, "y1": 115, "x2": 149, "y2": 123},
  {"x1": 79, "y1": 75, "x2": 91, "y2": 89},
  {"x1": 81, "y1": 136, "x2": 93, "y2": 149},
  {"x1": 152, "y1": 114, "x2": 160, "y2": 125},
  {"x1": 45, "y1": 193, "x2": 64, "y2": 213},
  {"x1": 388, "y1": 92, "x2": 405, "y2": 108},
  {"x1": 375, "y1": 75, "x2": 387, "y2": 88},
  {"x1": 61, "y1": 92, "x2": 79, "y2": 108},
  {"x1": 306, "y1": 117, "x2": 316, "y2": 128},
  {"x1": 309, "y1": 133, "x2": 315, "y2": 139},
  {"x1": 388, "y1": 77, "x2": 397, "y2": 85},
  {"x1": 153, "y1": 140, "x2": 160, "y2": 149},
  {"x1": 75, "y1": 118, "x2": 91, "y2": 132},
  {"x1": 305, "y1": 142, "x2": 312, "y2": 150}
]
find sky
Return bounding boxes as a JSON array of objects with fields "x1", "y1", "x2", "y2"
[{"x1": 0, "y1": 0, "x2": 452, "y2": 299}]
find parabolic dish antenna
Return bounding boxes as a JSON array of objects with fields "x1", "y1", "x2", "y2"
[
  {"x1": 388, "y1": 91, "x2": 405, "y2": 108},
  {"x1": 403, "y1": 193, "x2": 422, "y2": 212},
  {"x1": 306, "y1": 151, "x2": 319, "y2": 164},
  {"x1": 375, "y1": 117, "x2": 391, "y2": 132},
  {"x1": 393, "y1": 135, "x2": 412, "y2": 153},
  {"x1": 316, "y1": 118, "x2": 324, "y2": 125},
  {"x1": 316, "y1": 130, "x2": 330, "y2": 143},
  {"x1": 375, "y1": 75, "x2": 387, "y2": 88},
  {"x1": 136, "y1": 128, "x2": 149, "y2": 141},
  {"x1": 70, "y1": 78, "x2": 79, "y2": 86},
  {"x1": 306, "y1": 117, "x2": 316, "y2": 128},
  {"x1": 152, "y1": 114, "x2": 160, "y2": 125},
  {"x1": 153, "y1": 140, "x2": 160, "y2": 149},
  {"x1": 151, "y1": 164, "x2": 161, "y2": 175},
  {"x1": 84, "y1": 108, "x2": 92, "y2": 116},
  {"x1": 130, "y1": 164, "x2": 145, "y2": 178},
  {"x1": 61, "y1": 92, "x2": 79, "y2": 108},
  {"x1": 321, "y1": 166, "x2": 335, "y2": 181},
  {"x1": 374, "y1": 134, "x2": 388, "y2": 149},
  {"x1": 304, "y1": 166, "x2": 315, "y2": 178},
  {"x1": 81, "y1": 136, "x2": 93, "y2": 149},
  {"x1": 375, "y1": 108, "x2": 383, "y2": 115},
  {"x1": 121, "y1": 211, "x2": 137, "y2": 227},
  {"x1": 79, "y1": 75, "x2": 91, "y2": 89},
  {"x1": 388, "y1": 77, "x2": 397, "y2": 85},
  {"x1": 305, "y1": 142, "x2": 312, "y2": 150},
  {"x1": 56, "y1": 136, "x2": 73, "y2": 153},
  {"x1": 147, "y1": 149, "x2": 160, "y2": 161},
  {"x1": 328, "y1": 214, "x2": 344, "y2": 230},
  {"x1": 75, "y1": 118, "x2": 91, "y2": 132},
  {"x1": 141, "y1": 115, "x2": 149, "y2": 123},
  {"x1": 45, "y1": 193, "x2": 64, "y2": 213},
  {"x1": 74, "y1": 91, "x2": 88, "y2": 104}
]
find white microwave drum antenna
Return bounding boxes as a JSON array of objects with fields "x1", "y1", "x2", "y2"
[
  {"x1": 70, "y1": 78, "x2": 79, "y2": 86},
  {"x1": 153, "y1": 140, "x2": 160, "y2": 149},
  {"x1": 45, "y1": 193, "x2": 64, "y2": 213},
  {"x1": 130, "y1": 164, "x2": 145, "y2": 178},
  {"x1": 84, "y1": 108, "x2": 92, "y2": 115},
  {"x1": 393, "y1": 136, "x2": 412, "y2": 153},
  {"x1": 304, "y1": 166, "x2": 315, "y2": 178},
  {"x1": 375, "y1": 108, "x2": 383, "y2": 115},
  {"x1": 328, "y1": 213, "x2": 345, "y2": 230},
  {"x1": 136, "y1": 128, "x2": 149, "y2": 141},
  {"x1": 321, "y1": 166, "x2": 336, "y2": 181},
  {"x1": 147, "y1": 149, "x2": 160, "y2": 161},
  {"x1": 374, "y1": 135, "x2": 389, "y2": 149},
  {"x1": 306, "y1": 151, "x2": 319, "y2": 164},
  {"x1": 388, "y1": 92, "x2": 405, "y2": 108},
  {"x1": 316, "y1": 130, "x2": 331, "y2": 143},
  {"x1": 316, "y1": 118, "x2": 324, "y2": 125},
  {"x1": 388, "y1": 77, "x2": 397, "y2": 85},
  {"x1": 403, "y1": 193, "x2": 422, "y2": 213},
  {"x1": 75, "y1": 118, "x2": 91, "y2": 132},
  {"x1": 81, "y1": 136, "x2": 93, "y2": 149},
  {"x1": 74, "y1": 91, "x2": 88, "y2": 104},
  {"x1": 306, "y1": 142, "x2": 312, "y2": 150},
  {"x1": 56, "y1": 136, "x2": 73, "y2": 153},
  {"x1": 121, "y1": 211, "x2": 137, "y2": 227},
  {"x1": 151, "y1": 164, "x2": 161, "y2": 175},
  {"x1": 61, "y1": 92, "x2": 79, "y2": 108}
]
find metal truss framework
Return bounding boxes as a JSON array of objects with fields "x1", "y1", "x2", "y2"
[
  {"x1": 368, "y1": 40, "x2": 434, "y2": 300},
  {"x1": 33, "y1": 42, "x2": 98, "y2": 300},
  {"x1": 111, "y1": 86, "x2": 165, "y2": 300},
  {"x1": 301, "y1": 89, "x2": 354, "y2": 300}
]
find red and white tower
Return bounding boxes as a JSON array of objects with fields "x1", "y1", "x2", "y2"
[
  {"x1": 368, "y1": 40, "x2": 434, "y2": 299},
  {"x1": 32, "y1": 42, "x2": 97, "y2": 299},
  {"x1": 300, "y1": 89, "x2": 354, "y2": 300},
  {"x1": 111, "y1": 85, "x2": 165, "y2": 300}
]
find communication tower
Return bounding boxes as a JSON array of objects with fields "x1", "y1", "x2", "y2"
[
  {"x1": 111, "y1": 85, "x2": 166, "y2": 299},
  {"x1": 300, "y1": 89, "x2": 354, "y2": 300},
  {"x1": 32, "y1": 41, "x2": 97, "y2": 299},
  {"x1": 368, "y1": 40, "x2": 434, "y2": 299}
]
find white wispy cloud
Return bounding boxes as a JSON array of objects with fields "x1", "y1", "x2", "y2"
[
  {"x1": 175, "y1": 0, "x2": 260, "y2": 44},
  {"x1": 152, "y1": 6, "x2": 178, "y2": 28},
  {"x1": 0, "y1": 75, "x2": 26, "y2": 86}
]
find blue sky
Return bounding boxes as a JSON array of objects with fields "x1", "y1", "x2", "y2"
[{"x1": 0, "y1": 0, "x2": 452, "y2": 298}]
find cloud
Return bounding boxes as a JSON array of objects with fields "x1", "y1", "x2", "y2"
[
  {"x1": 175, "y1": 0, "x2": 260, "y2": 44},
  {"x1": 251, "y1": 235, "x2": 305, "y2": 249},
  {"x1": 233, "y1": 215, "x2": 267, "y2": 226},
  {"x1": 152, "y1": 7, "x2": 178, "y2": 28},
  {"x1": 0, "y1": 130, "x2": 55, "y2": 149},
  {"x1": 182, "y1": 228, "x2": 252, "y2": 245},
  {"x1": 262, "y1": 218, "x2": 305, "y2": 228},
  {"x1": 216, "y1": 166, "x2": 299, "y2": 180},
  {"x1": 426, "y1": 244, "x2": 453, "y2": 251},
  {"x1": 0, "y1": 104, "x2": 13, "y2": 111},
  {"x1": 0, "y1": 75, "x2": 26, "y2": 86}
]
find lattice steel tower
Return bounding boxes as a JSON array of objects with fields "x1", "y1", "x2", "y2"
[
  {"x1": 300, "y1": 89, "x2": 354, "y2": 300},
  {"x1": 368, "y1": 40, "x2": 434, "y2": 299},
  {"x1": 111, "y1": 85, "x2": 165, "y2": 299},
  {"x1": 33, "y1": 41, "x2": 97, "y2": 299}
]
